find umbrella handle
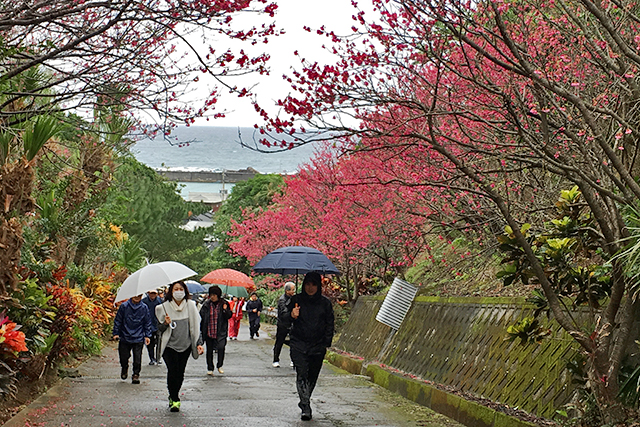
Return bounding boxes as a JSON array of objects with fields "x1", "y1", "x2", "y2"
[{"x1": 161, "y1": 303, "x2": 177, "y2": 330}]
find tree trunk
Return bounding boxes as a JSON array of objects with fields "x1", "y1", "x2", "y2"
[{"x1": 0, "y1": 159, "x2": 36, "y2": 294}]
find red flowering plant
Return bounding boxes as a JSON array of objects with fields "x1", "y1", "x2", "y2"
[
  {"x1": 0, "y1": 313, "x2": 28, "y2": 357},
  {"x1": 0, "y1": 312, "x2": 28, "y2": 400}
]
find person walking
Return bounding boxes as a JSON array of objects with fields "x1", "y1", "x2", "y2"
[
  {"x1": 272, "y1": 282, "x2": 295, "y2": 368},
  {"x1": 199, "y1": 285, "x2": 232, "y2": 375},
  {"x1": 228, "y1": 296, "x2": 243, "y2": 340},
  {"x1": 287, "y1": 272, "x2": 334, "y2": 421},
  {"x1": 112, "y1": 294, "x2": 153, "y2": 385},
  {"x1": 246, "y1": 292, "x2": 263, "y2": 339},
  {"x1": 155, "y1": 281, "x2": 204, "y2": 412},
  {"x1": 142, "y1": 289, "x2": 163, "y2": 365}
]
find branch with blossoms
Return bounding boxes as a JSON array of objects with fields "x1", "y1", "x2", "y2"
[
  {"x1": 247, "y1": 0, "x2": 640, "y2": 417},
  {"x1": 0, "y1": 0, "x2": 280, "y2": 134}
]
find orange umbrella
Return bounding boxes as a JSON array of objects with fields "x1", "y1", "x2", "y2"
[{"x1": 201, "y1": 268, "x2": 255, "y2": 290}]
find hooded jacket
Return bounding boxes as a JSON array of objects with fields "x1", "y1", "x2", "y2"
[
  {"x1": 286, "y1": 287, "x2": 334, "y2": 355},
  {"x1": 113, "y1": 300, "x2": 153, "y2": 343}
]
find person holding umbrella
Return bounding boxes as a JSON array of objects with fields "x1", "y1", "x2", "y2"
[
  {"x1": 112, "y1": 294, "x2": 153, "y2": 384},
  {"x1": 199, "y1": 285, "x2": 232, "y2": 375},
  {"x1": 156, "y1": 281, "x2": 204, "y2": 412},
  {"x1": 287, "y1": 272, "x2": 335, "y2": 421}
]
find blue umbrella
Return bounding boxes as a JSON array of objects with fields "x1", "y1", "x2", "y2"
[
  {"x1": 184, "y1": 280, "x2": 206, "y2": 294},
  {"x1": 252, "y1": 246, "x2": 340, "y2": 275}
]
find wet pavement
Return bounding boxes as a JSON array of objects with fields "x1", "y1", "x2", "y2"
[{"x1": 4, "y1": 322, "x2": 462, "y2": 427}]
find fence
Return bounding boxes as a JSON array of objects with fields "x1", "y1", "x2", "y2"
[{"x1": 334, "y1": 296, "x2": 580, "y2": 419}]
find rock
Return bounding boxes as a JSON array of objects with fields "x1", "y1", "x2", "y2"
[{"x1": 58, "y1": 367, "x2": 81, "y2": 378}]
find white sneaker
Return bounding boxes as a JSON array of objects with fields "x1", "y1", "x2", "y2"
[
  {"x1": 207, "y1": 370, "x2": 213, "y2": 376},
  {"x1": 272, "y1": 361, "x2": 280, "y2": 368},
  {"x1": 218, "y1": 368, "x2": 224, "y2": 374}
]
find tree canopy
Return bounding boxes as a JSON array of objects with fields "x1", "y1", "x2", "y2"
[{"x1": 243, "y1": 0, "x2": 640, "y2": 419}]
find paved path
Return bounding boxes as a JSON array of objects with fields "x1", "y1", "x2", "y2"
[{"x1": 4, "y1": 322, "x2": 462, "y2": 427}]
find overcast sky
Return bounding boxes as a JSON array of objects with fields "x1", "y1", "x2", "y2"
[{"x1": 192, "y1": 0, "x2": 363, "y2": 127}]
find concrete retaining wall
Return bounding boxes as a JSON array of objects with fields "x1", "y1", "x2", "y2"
[
  {"x1": 329, "y1": 296, "x2": 580, "y2": 420},
  {"x1": 325, "y1": 350, "x2": 537, "y2": 427}
]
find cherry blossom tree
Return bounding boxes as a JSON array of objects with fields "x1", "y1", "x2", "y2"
[
  {"x1": 230, "y1": 145, "x2": 433, "y2": 302},
  {"x1": 261, "y1": 0, "x2": 640, "y2": 419},
  {"x1": 0, "y1": 0, "x2": 278, "y2": 130},
  {"x1": 0, "y1": 0, "x2": 279, "y2": 293}
]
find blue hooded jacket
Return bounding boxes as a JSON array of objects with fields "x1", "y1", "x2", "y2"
[{"x1": 112, "y1": 300, "x2": 153, "y2": 343}]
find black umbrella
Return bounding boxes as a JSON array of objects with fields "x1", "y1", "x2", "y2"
[{"x1": 252, "y1": 246, "x2": 340, "y2": 285}]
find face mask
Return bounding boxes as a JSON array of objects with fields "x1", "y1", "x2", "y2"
[{"x1": 173, "y1": 291, "x2": 185, "y2": 301}]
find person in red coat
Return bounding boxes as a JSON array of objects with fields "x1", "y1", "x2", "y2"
[{"x1": 228, "y1": 296, "x2": 244, "y2": 340}]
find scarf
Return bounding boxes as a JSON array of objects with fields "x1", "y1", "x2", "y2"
[
  {"x1": 170, "y1": 299, "x2": 187, "y2": 312},
  {"x1": 208, "y1": 301, "x2": 219, "y2": 339},
  {"x1": 156, "y1": 299, "x2": 201, "y2": 360},
  {"x1": 232, "y1": 300, "x2": 243, "y2": 318}
]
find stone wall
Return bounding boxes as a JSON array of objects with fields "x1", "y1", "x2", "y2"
[
  {"x1": 334, "y1": 296, "x2": 580, "y2": 419},
  {"x1": 156, "y1": 168, "x2": 257, "y2": 183}
]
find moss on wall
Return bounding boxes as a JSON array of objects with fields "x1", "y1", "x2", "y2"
[
  {"x1": 360, "y1": 363, "x2": 537, "y2": 427},
  {"x1": 335, "y1": 296, "x2": 579, "y2": 419}
]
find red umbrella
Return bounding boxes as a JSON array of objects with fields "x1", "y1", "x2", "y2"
[{"x1": 201, "y1": 268, "x2": 255, "y2": 290}]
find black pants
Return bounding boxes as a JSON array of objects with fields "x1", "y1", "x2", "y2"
[
  {"x1": 205, "y1": 336, "x2": 226, "y2": 370},
  {"x1": 290, "y1": 348, "x2": 325, "y2": 409},
  {"x1": 273, "y1": 325, "x2": 290, "y2": 363},
  {"x1": 146, "y1": 330, "x2": 159, "y2": 362},
  {"x1": 162, "y1": 347, "x2": 191, "y2": 402},
  {"x1": 118, "y1": 340, "x2": 144, "y2": 376},
  {"x1": 249, "y1": 316, "x2": 260, "y2": 338}
]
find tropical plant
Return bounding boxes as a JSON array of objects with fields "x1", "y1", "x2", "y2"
[{"x1": 0, "y1": 313, "x2": 28, "y2": 400}]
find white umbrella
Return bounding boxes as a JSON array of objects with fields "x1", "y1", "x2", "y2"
[{"x1": 115, "y1": 261, "x2": 197, "y2": 303}]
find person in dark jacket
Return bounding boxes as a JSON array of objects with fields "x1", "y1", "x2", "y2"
[
  {"x1": 112, "y1": 294, "x2": 153, "y2": 384},
  {"x1": 272, "y1": 281, "x2": 295, "y2": 367},
  {"x1": 287, "y1": 272, "x2": 334, "y2": 421},
  {"x1": 142, "y1": 289, "x2": 163, "y2": 365},
  {"x1": 199, "y1": 285, "x2": 232, "y2": 375},
  {"x1": 246, "y1": 292, "x2": 263, "y2": 339}
]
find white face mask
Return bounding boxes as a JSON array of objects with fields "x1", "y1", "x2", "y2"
[{"x1": 173, "y1": 291, "x2": 185, "y2": 301}]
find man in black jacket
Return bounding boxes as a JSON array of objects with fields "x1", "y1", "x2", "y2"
[
  {"x1": 287, "y1": 272, "x2": 334, "y2": 421},
  {"x1": 199, "y1": 286, "x2": 232, "y2": 375},
  {"x1": 246, "y1": 292, "x2": 263, "y2": 339},
  {"x1": 272, "y1": 281, "x2": 296, "y2": 367}
]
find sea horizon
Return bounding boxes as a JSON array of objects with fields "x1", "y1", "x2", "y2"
[{"x1": 132, "y1": 125, "x2": 320, "y2": 175}]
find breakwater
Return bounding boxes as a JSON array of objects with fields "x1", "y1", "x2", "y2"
[{"x1": 156, "y1": 168, "x2": 258, "y2": 183}]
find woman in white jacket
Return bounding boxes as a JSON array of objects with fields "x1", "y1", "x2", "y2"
[{"x1": 156, "y1": 281, "x2": 204, "y2": 412}]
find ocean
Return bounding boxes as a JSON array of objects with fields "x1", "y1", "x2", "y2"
[
  {"x1": 132, "y1": 126, "x2": 319, "y2": 199},
  {"x1": 132, "y1": 126, "x2": 319, "y2": 174}
]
